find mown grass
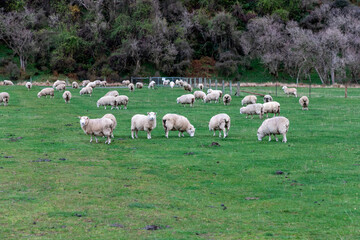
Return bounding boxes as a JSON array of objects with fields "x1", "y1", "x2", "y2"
[{"x1": 0, "y1": 85, "x2": 359, "y2": 239}]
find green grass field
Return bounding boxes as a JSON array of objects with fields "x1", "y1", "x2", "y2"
[{"x1": 0, "y1": 85, "x2": 359, "y2": 239}]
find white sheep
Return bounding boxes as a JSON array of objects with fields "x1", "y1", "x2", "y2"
[
  {"x1": 37, "y1": 88, "x2": 54, "y2": 98},
  {"x1": 122, "y1": 80, "x2": 130, "y2": 85},
  {"x1": 223, "y1": 94, "x2": 232, "y2": 105},
  {"x1": 131, "y1": 112, "x2": 157, "y2": 139},
  {"x1": 175, "y1": 79, "x2": 180, "y2": 85},
  {"x1": 241, "y1": 95, "x2": 257, "y2": 105},
  {"x1": 104, "y1": 90, "x2": 119, "y2": 97},
  {"x1": 257, "y1": 116, "x2": 290, "y2": 143},
  {"x1": 97, "y1": 96, "x2": 117, "y2": 109},
  {"x1": 56, "y1": 83, "x2": 66, "y2": 91},
  {"x1": 25, "y1": 82, "x2": 32, "y2": 90},
  {"x1": 263, "y1": 95, "x2": 273, "y2": 102},
  {"x1": 102, "y1": 113, "x2": 117, "y2": 138},
  {"x1": 263, "y1": 101, "x2": 280, "y2": 118},
  {"x1": 194, "y1": 91, "x2": 206, "y2": 101},
  {"x1": 3, "y1": 80, "x2": 14, "y2": 86},
  {"x1": 299, "y1": 96, "x2": 309, "y2": 110},
  {"x1": 179, "y1": 80, "x2": 185, "y2": 86},
  {"x1": 81, "y1": 80, "x2": 90, "y2": 87},
  {"x1": 136, "y1": 82, "x2": 143, "y2": 89},
  {"x1": 240, "y1": 104, "x2": 264, "y2": 119},
  {"x1": 207, "y1": 89, "x2": 223, "y2": 98},
  {"x1": 72, "y1": 82, "x2": 79, "y2": 89},
  {"x1": 94, "y1": 80, "x2": 101, "y2": 86},
  {"x1": 204, "y1": 91, "x2": 220, "y2": 103},
  {"x1": 198, "y1": 83, "x2": 204, "y2": 90},
  {"x1": 80, "y1": 86, "x2": 93, "y2": 96},
  {"x1": 184, "y1": 83, "x2": 192, "y2": 92},
  {"x1": 115, "y1": 95, "x2": 129, "y2": 109},
  {"x1": 100, "y1": 80, "x2": 107, "y2": 87},
  {"x1": 282, "y1": 86, "x2": 297, "y2": 97},
  {"x1": 62, "y1": 91, "x2": 72, "y2": 103},
  {"x1": 170, "y1": 81, "x2": 175, "y2": 88},
  {"x1": 162, "y1": 79, "x2": 170, "y2": 85},
  {"x1": 162, "y1": 113, "x2": 195, "y2": 138},
  {"x1": 128, "y1": 83, "x2": 135, "y2": 92},
  {"x1": 148, "y1": 81, "x2": 156, "y2": 89},
  {"x1": 53, "y1": 80, "x2": 66, "y2": 88},
  {"x1": 177, "y1": 94, "x2": 195, "y2": 107},
  {"x1": 86, "y1": 82, "x2": 97, "y2": 89},
  {"x1": 0, "y1": 92, "x2": 10, "y2": 106},
  {"x1": 79, "y1": 115, "x2": 114, "y2": 144},
  {"x1": 209, "y1": 113, "x2": 231, "y2": 138}
]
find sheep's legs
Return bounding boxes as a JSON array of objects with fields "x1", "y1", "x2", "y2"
[
  {"x1": 131, "y1": 130, "x2": 134, "y2": 139},
  {"x1": 182, "y1": 132, "x2": 184, "y2": 137},
  {"x1": 219, "y1": 131, "x2": 222, "y2": 138},
  {"x1": 275, "y1": 135, "x2": 279, "y2": 142},
  {"x1": 213, "y1": 131, "x2": 216, "y2": 136},
  {"x1": 147, "y1": 131, "x2": 151, "y2": 139},
  {"x1": 268, "y1": 135, "x2": 272, "y2": 141},
  {"x1": 95, "y1": 137, "x2": 98, "y2": 143},
  {"x1": 282, "y1": 133, "x2": 287, "y2": 143},
  {"x1": 165, "y1": 130, "x2": 169, "y2": 138},
  {"x1": 178, "y1": 132, "x2": 181, "y2": 137},
  {"x1": 135, "y1": 130, "x2": 138, "y2": 138},
  {"x1": 90, "y1": 136, "x2": 93, "y2": 143}
]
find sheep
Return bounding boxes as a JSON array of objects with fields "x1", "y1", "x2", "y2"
[
  {"x1": 204, "y1": 91, "x2": 220, "y2": 103},
  {"x1": 0, "y1": 92, "x2": 10, "y2": 106},
  {"x1": 194, "y1": 91, "x2": 206, "y2": 101},
  {"x1": 104, "y1": 90, "x2": 119, "y2": 97},
  {"x1": 162, "y1": 79, "x2": 170, "y2": 85},
  {"x1": 128, "y1": 83, "x2": 134, "y2": 92},
  {"x1": 162, "y1": 113, "x2": 195, "y2": 138},
  {"x1": 72, "y1": 82, "x2": 79, "y2": 89},
  {"x1": 86, "y1": 82, "x2": 97, "y2": 89},
  {"x1": 241, "y1": 95, "x2": 257, "y2": 105},
  {"x1": 100, "y1": 80, "x2": 107, "y2": 87},
  {"x1": 79, "y1": 115, "x2": 114, "y2": 144},
  {"x1": 179, "y1": 80, "x2": 185, "y2": 86},
  {"x1": 148, "y1": 80, "x2": 155, "y2": 89},
  {"x1": 184, "y1": 83, "x2": 193, "y2": 92},
  {"x1": 53, "y1": 80, "x2": 66, "y2": 88},
  {"x1": 115, "y1": 95, "x2": 129, "y2": 109},
  {"x1": 81, "y1": 80, "x2": 90, "y2": 87},
  {"x1": 263, "y1": 101, "x2": 280, "y2": 118},
  {"x1": 56, "y1": 83, "x2": 66, "y2": 91},
  {"x1": 62, "y1": 91, "x2": 72, "y2": 103},
  {"x1": 263, "y1": 95, "x2": 273, "y2": 102},
  {"x1": 282, "y1": 86, "x2": 297, "y2": 97},
  {"x1": 131, "y1": 112, "x2": 157, "y2": 139},
  {"x1": 177, "y1": 94, "x2": 195, "y2": 107},
  {"x1": 257, "y1": 116, "x2": 290, "y2": 143},
  {"x1": 198, "y1": 83, "x2": 204, "y2": 90},
  {"x1": 136, "y1": 82, "x2": 143, "y2": 89},
  {"x1": 175, "y1": 79, "x2": 180, "y2": 85},
  {"x1": 299, "y1": 96, "x2": 309, "y2": 110},
  {"x1": 207, "y1": 89, "x2": 223, "y2": 98},
  {"x1": 3, "y1": 80, "x2": 14, "y2": 86},
  {"x1": 80, "y1": 86, "x2": 93, "y2": 96},
  {"x1": 25, "y1": 82, "x2": 32, "y2": 90},
  {"x1": 122, "y1": 80, "x2": 130, "y2": 85},
  {"x1": 170, "y1": 81, "x2": 175, "y2": 88},
  {"x1": 37, "y1": 88, "x2": 54, "y2": 98},
  {"x1": 97, "y1": 96, "x2": 117, "y2": 110},
  {"x1": 209, "y1": 113, "x2": 231, "y2": 138},
  {"x1": 102, "y1": 113, "x2": 117, "y2": 138},
  {"x1": 240, "y1": 104, "x2": 264, "y2": 119},
  {"x1": 94, "y1": 80, "x2": 101, "y2": 86},
  {"x1": 223, "y1": 94, "x2": 232, "y2": 105}
]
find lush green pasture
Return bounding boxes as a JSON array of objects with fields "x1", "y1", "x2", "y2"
[{"x1": 0, "y1": 85, "x2": 359, "y2": 239}]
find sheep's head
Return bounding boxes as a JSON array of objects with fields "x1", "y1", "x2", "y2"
[
  {"x1": 187, "y1": 125, "x2": 196, "y2": 137},
  {"x1": 257, "y1": 130, "x2": 264, "y2": 141},
  {"x1": 240, "y1": 107, "x2": 245, "y2": 114},
  {"x1": 79, "y1": 116, "x2": 89, "y2": 127},
  {"x1": 282, "y1": 86, "x2": 287, "y2": 90},
  {"x1": 147, "y1": 112, "x2": 156, "y2": 121},
  {"x1": 37, "y1": 92, "x2": 41, "y2": 98},
  {"x1": 207, "y1": 89, "x2": 213, "y2": 94},
  {"x1": 176, "y1": 97, "x2": 180, "y2": 104}
]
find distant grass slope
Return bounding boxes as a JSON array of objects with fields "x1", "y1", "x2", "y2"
[{"x1": 0, "y1": 85, "x2": 359, "y2": 239}]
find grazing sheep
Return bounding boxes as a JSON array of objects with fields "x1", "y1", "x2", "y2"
[
  {"x1": 257, "y1": 117, "x2": 290, "y2": 143},
  {"x1": 207, "y1": 89, "x2": 223, "y2": 98},
  {"x1": 241, "y1": 95, "x2": 257, "y2": 105},
  {"x1": 263, "y1": 95, "x2": 273, "y2": 103},
  {"x1": 25, "y1": 82, "x2": 32, "y2": 90},
  {"x1": 80, "y1": 86, "x2": 93, "y2": 96},
  {"x1": 148, "y1": 81, "x2": 156, "y2": 89},
  {"x1": 102, "y1": 114, "x2": 117, "y2": 138},
  {"x1": 282, "y1": 86, "x2": 297, "y2": 97},
  {"x1": 72, "y1": 82, "x2": 79, "y2": 89},
  {"x1": 122, "y1": 80, "x2": 130, "y2": 86},
  {"x1": 175, "y1": 79, "x2": 180, "y2": 85},
  {"x1": 94, "y1": 80, "x2": 101, "y2": 86},
  {"x1": 100, "y1": 80, "x2": 107, "y2": 87},
  {"x1": 56, "y1": 83, "x2": 66, "y2": 91},
  {"x1": 97, "y1": 96, "x2": 117, "y2": 109},
  {"x1": 128, "y1": 83, "x2": 135, "y2": 92},
  {"x1": 240, "y1": 104, "x2": 264, "y2": 119},
  {"x1": 0, "y1": 92, "x2": 10, "y2": 106},
  {"x1": 37, "y1": 88, "x2": 54, "y2": 98},
  {"x1": 82, "y1": 80, "x2": 90, "y2": 87},
  {"x1": 115, "y1": 95, "x2": 129, "y2": 109},
  {"x1": 209, "y1": 113, "x2": 231, "y2": 138},
  {"x1": 170, "y1": 81, "x2": 175, "y2": 88},
  {"x1": 223, "y1": 94, "x2": 232, "y2": 105},
  {"x1": 177, "y1": 94, "x2": 195, "y2": 107},
  {"x1": 86, "y1": 82, "x2": 97, "y2": 89},
  {"x1": 263, "y1": 101, "x2": 280, "y2": 118},
  {"x1": 79, "y1": 115, "x2": 114, "y2": 144},
  {"x1": 162, "y1": 78, "x2": 170, "y2": 85},
  {"x1": 104, "y1": 90, "x2": 119, "y2": 97},
  {"x1": 53, "y1": 80, "x2": 66, "y2": 88},
  {"x1": 62, "y1": 91, "x2": 72, "y2": 103},
  {"x1": 3, "y1": 80, "x2": 14, "y2": 86},
  {"x1": 184, "y1": 83, "x2": 193, "y2": 92},
  {"x1": 198, "y1": 83, "x2": 204, "y2": 90},
  {"x1": 179, "y1": 80, "x2": 185, "y2": 86},
  {"x1": 162, "y1": 113, "x2": 195, "y2": 138},
  {"x1": 136, "y1": 82, "x2": 143, "y2": 89},
  {"x1": 204, "y1": 91, "x2": 220, "y2": 103},
  {"x1": 299, "y1": 96, "x2": 309, "y2": 110},
  {"x1": 131, "y1": 112, "x2": 157, "y2": 139},
  {"x1": 194, "y1": 91, "x2": 206, "y2": 101}
]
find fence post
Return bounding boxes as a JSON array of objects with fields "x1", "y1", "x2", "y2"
[
  {"x1": 189, "y1": 78, "x2": 192, "y2": 86},
  {"x1": 204, "y1": 78, "x2": 207, "y2": 91},
  {"x1": 30, "y1": 76, "x2": 32, "y2": 83},
  {"x1": 237, "y1": 81, "x2": 240, "y2": 96},
  {"x1": 215, "y1": 79, "x2": 218, "y2": 90},
  {"x1": 209, "y1": 78, "x2": 212, "y2": 89},
  {"x1": 276, "y1": 82, "x2": 278, "y2": 97},
  {"x1": 199, "y1": 78, "x2": 202, "y2": 84},
  {"x1": 229, "y1": 81, "x2": 232, "y2": 95},
  {"x1": 222, "y1": 80, "x2": 225, "y2": 93},
  {"x1": 309, "y1": 74, "x2": 311, "y2": 98},
  {"x1": 66, "y1": 77, "x2": 69, "y2": 86}
]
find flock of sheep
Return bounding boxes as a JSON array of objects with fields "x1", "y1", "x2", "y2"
[{"x1": 0, "y1": 78, "x2": 310, "y2": 144}]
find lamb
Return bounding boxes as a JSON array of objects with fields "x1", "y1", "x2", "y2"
[
  {"x1": 0, "y1": 92, "x2": 10, "y2": 106},
  {"x1": 104, "y1": 90, "x2": 119, "y2": 97},
  {"x1": 170, "y1": 81, "x2": 175, "y2": 88},
  {"x1": 204, "y1": 91, "x2": 220, "y2": 103},
  {"x1": 162, "y1": 79, "x2": 170, "y2": 85},
  {"x1": 240, "y1": 104, "x2": 264, "y2": 119},
  {"x1": 299, "y1": 96, "x2": 309, "y2": 110},
  {"x1": 257, "y1": 117, "x2": 290, "y2": 143},
  {"x1": 209, "y1": 113, "x2": 231, "y2": 138},
  {"x1": 86, "y1": 82, "x2": 97, "y2": 89},
  {"x1": 72, "y1": 82, "x2": 79, "y2": 89},
  {"x1": 81, "y1": 80, "x2": 90, "y2": 87},
  {"x1": 97, "y1": 96, "x2": 117, "y2": 109},
  {"x1": 241, "y1": 95, "x2": 257, "y2": 105},
  {"x1": 194, "y1": 91, "x2": 206, "y2": 101},
  {"x1": 282, "y1": 86, "x2": 297, "y2": 97},
  {"x1": 263, "y1": 95, "x2": 273, "y2": 102},
  {"x1": 115, "y1": 95, "x2": 129, "y2": 109},
  {"x1": 56, "y1": 83, "x2": 66, "y2": 91},
  {"x1": 3, "y1": 80, "x2": 14, "y2": 85},
  {"x1": 162, "y1": 113, "x2": 196, "y2": 138},
  {"x1": 131, "y1": 112, "x2": 157, "y2": 139},
  {"x1": 223, "y1": 94, "x2": 232, "y2": 105},
  {"x1": 37, "y1": 88, "x2": 54, "y2": 98},
  {"x1": 80, "y1": 86, "x2": 93, "y2": 96},
  {"x1": 102, "y1": 113, "x2": 117, "y2": 138},
  {"x1": 122, "y1": 80, "x2": 130, "y2": 85},
  {"x1": 183, "y1": 83, "x2": 193, "y2": 92},
  {"x1": 62, "y1": 91, "x2": 72, "y2": 103},
  {"x1": 136, "y1": 82, "x2": 143, "y2": 89},
  {"x1": 148, "y1": 80, "x2": 156, "y2": 89},
  {"x1": 100, "y1": 80, "x2": 107, "y2": 87},
  {"x1": 79, "y1": 115, "x2": 114, "y2": 144},
  {"x1": 263, "y1": 101, "x2": 280, "y2": 118},
  {"x1": 177, "y1": 94, "x2": 195, "y2": 107},
  {"x1": 128, "y1": 83, "x2": 135, "y2": 92},
  {"x1": 25, "y1": 82, "x2": 32, "y2": 90},
  {"x1": 198, "y1": 83, "x2": 204, "y2": 90},
  {"x1": 207, "y1": 89, "x2": 223, "y2": 97},
  {"x1": 53, "y1": 80, "x2": 66, "y2": 88}
]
